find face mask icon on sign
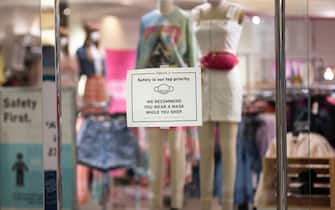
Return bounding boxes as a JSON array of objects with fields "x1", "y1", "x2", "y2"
[{"x1": 154, "y1": 84, "x2": 174, "y2": 95}]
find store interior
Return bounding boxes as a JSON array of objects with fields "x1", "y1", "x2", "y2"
[{"x1": 1, "y1": 0, "x2": 335, "y2": 210}]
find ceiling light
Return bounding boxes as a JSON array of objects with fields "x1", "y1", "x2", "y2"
[
  {"x1": 324, "y1": 67, "x2": 334, "y2": 81},
  {"x1": 63, "y1": 8, "x2": 71, "y2": 16},
  {"x1": 252, "y1": 16, "x2": 261, "y2": 25}
]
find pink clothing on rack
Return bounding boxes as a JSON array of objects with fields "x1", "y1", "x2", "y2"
[{"x1": 105, "y1": 49, "x2": 136, "y2": 114}]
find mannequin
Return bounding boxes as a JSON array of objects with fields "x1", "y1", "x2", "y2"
[
  {"x1": 192, "y1": 1, "x2": 245, "y2": 210},
  {"x1": 76, "y1": 26, "x2": 108, "y2": 114},
  {"x1": 136, "y1": 1, "x2": 197, "y2": 209}
]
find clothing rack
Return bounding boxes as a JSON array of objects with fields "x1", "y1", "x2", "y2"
[{"x1": 244, "y1": 85, "x2": 335, "y2": 103}]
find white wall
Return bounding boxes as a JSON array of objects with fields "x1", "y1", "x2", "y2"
[
  {"x1": 0, "y1": 7, "x2": 39, "y2": 42},
  {"x1": 69, "y1": 16, "x2": 141, "y2": 54},
  {"x1": 68, "y1": 12, "x2": 335, "y2": 87},
  {"x1": 310, "y1": 19, "x2": 335, "y2": 66}
]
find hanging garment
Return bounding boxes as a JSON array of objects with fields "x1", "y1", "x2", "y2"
[
  {"x1": 234, "y1": 114, "x2": 263, "y2": 205},
  {"x1": 254, "y1": 132, "x2": 335, "y2": 207},
  {"x1": 295, "y1": 106, "x2": 333, "y2": 148},
  {"x1": 324, "y1": 98, "x2": 335, "y2": 148},
  {"x1": 105, "y1": 49, "x2": 136, "y2": 114},
  {"x1": 77, "y1": 115, "x2": 139, "y2": 172},
  {"x1": 194, "y1": 4, "x2": 243, "y2": 122},
  {"x1": 136, "y1": 7, "x2": 197, "y2": 68},
  {"x1": 184, "y1": 127, "x2": 201, "y2": 199},
  {"x1": 255, "y1": 113, "x2": 276, "y2": 158}
]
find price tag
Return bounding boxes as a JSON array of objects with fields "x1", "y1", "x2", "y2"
[{"x1": 42, "y1": 82, "x2": 59, "y2": 169}]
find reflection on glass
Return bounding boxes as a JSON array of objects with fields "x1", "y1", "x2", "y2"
[
  {"x1": 71, "y1": 0, "x2": 279, "y2": 210},
  {"x1": 0, "y1": 0, "x2": 326, "y2": 210},
  {"x1": 0, "y1": 3, "x2": 41, "y2": 87}
]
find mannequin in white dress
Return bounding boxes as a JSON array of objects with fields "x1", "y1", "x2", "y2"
[{"x1": 192, "y1": 1, "x2": 244, "y2": 210}]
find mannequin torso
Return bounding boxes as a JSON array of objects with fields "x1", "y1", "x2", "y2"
[
  {"x1": 191, "y1": 0, "x2": 244, "y2": 122},
  {"x1": 136, "y1": 0, "x2": 197, "y2": 68}
]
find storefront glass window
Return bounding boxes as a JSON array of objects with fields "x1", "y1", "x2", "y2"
[{"x1": 1, "y1": 1, "x2": 335, "y2": 210}]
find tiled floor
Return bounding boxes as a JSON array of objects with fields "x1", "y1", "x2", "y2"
[
  {"x1": 80, "y1": 199, "x2": 222, "y2": 210},
  {"x1": 79, "y1": 185, "x2": 222, "y2": 210}
]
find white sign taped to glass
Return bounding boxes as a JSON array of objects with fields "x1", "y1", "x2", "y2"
[{"x1": 126, "y1": 67, "x2": 202, "y2": 127}]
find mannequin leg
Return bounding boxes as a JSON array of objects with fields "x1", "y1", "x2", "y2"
[
  {"x1": 198, "y1": 122, "x2": 215, "y2": 210},
  {"x1": 147, "y1": 127, "x2": 166, "y2": 210},
  {"x1": 168, "y1": 128, "x2": 186, "y2": 209},
  {"x1": 219, "y1": 122, "x2": 238, "y2": 210}
]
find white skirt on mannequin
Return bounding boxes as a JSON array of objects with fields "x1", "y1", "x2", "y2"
[{"x1": 202, "y1": 68, "x2": 243, "y2": 122}]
